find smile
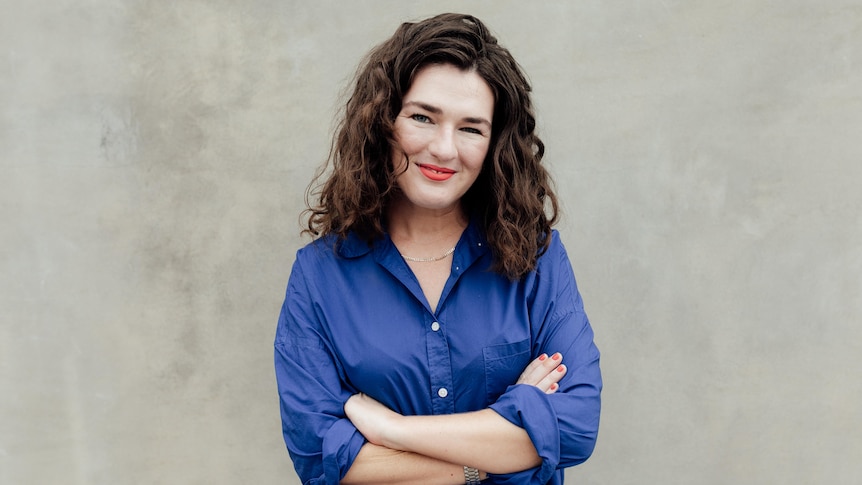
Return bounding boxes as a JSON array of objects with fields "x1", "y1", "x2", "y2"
[{"x1": 417, "y1": 163, "x2": 455, "y2": 181}]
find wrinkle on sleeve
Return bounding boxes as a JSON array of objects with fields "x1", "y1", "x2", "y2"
[
  {"x1": 275, "y1": 257, "x2": 366, "y2": 485},
  {"x1": 535, "y1": 232, "x2": 603, "y2": 468},
  {"x1": 488, "y1": 232, "x2": 602, "y2": 483}
]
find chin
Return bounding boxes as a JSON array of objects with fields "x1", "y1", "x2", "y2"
[
  {"x1": 419, "y1": 201, "x2": 459, "y2": 212},
  {"x1": 406, "y1": 195, "x2": 461, "y2": 212}
]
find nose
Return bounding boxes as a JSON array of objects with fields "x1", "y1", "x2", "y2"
[{"x1": 428, "y1": 128, "x2": 457, "y2": 162}]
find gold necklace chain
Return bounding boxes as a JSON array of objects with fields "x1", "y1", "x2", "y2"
[{"x1": 400, "y1": 246, "x2": 456, "y2": 262}]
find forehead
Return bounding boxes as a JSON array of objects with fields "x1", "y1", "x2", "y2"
[{"x1": 403, "y1": 64, "x2": 494, "y2": 117}]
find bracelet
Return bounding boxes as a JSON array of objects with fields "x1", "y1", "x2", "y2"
[{"x1": 463, "y1": 465, "x2": 481, "y2": 484}]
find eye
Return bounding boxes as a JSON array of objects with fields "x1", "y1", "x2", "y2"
[
  {"x1": 410, "y1": 113, "x2": 431, "y2": 123},
  {"x1": 460, "y1": 127, "x2": 484, "y2": 135}
]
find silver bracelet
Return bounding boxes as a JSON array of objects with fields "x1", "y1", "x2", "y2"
[{"x1": 463, "y1": 465, "x2": 481, "y2": 484}]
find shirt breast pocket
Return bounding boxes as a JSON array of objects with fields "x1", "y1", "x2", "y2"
[{"x1": 483, "y1": 338, "x2": 531, "y2": 402}]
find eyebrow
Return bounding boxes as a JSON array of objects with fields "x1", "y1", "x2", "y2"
[{"x1": 403, "y1": 101, "x2": 492, "y2": 128}]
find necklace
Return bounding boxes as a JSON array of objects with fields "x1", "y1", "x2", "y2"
[{"x1": 400, "y1": 246, "x2": 456, "y2": 262}]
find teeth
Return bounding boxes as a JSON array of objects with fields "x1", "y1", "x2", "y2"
[{"x1": 419, "y1": 164, "x2": 452, "y2": 175}]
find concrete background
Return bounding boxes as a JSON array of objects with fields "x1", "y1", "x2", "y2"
[{"x1": 2, "y1": 1, "x2": 860, "y2": 483}]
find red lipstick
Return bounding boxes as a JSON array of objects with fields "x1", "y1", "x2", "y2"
[{"x1": 418, "y1": 163, "x2": 455, "y2": 181}]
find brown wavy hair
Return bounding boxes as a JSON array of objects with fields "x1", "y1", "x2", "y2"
[{"x1": 304, "y1": 13, "x2": 559, "y2": 279}]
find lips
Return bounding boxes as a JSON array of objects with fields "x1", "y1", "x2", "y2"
[{"x1": 417, "y1": 163, "x2": 455, "y2": 181}]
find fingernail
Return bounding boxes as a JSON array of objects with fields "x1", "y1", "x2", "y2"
[
  {"x1": 550, "y1": 383, "x2": 558, "y2": 391},
  {"x1": 539, "y1": 354, "x2": 547, "y2": 361},
  {"x1": 552, "y1": 353, "x2": 561, "y2": 361},
  {"x1": 556, "y1": 365, "x2": 566, "y2": 373}
]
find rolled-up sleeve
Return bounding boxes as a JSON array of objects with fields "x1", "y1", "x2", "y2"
[
  {"x1": 274, "y1": 258, "x2": 366, "y2": 485},
  {"x1": 489, "y1": 384, "x2": 559, "y2": 483}
]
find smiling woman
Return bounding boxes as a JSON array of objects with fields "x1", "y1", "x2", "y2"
[
  {"x1": 275, "y1": 13, "x2": 602, "y2": 485},
  {"x1": 391, "y1": 64, "x2": 494, "y2": 215}
]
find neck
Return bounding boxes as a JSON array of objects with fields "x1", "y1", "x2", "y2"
[{"x1": 387, "y1": 199, "x2": 468, "y2": 248}]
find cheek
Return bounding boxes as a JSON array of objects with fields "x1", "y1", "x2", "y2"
[
  {"x1": 464, "y1": 141, "x2": 491, "y2": 169},
  {"x1": 395, "y1": 130, "x2": 426, "y2": 156}
]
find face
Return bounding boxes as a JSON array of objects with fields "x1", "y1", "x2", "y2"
[{"x1": 391, "y1": 63, "x2": 494, "y2": 215}]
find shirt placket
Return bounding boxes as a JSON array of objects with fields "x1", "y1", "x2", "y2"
[
  {"x1": 375, "y1": 237, "x2": 484, "y2": 416},
  {"x1": 424, "y1": 313, "x2": 455, "y2": 414}
]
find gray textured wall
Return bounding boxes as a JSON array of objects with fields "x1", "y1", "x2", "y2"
[{"x1": 2, "y1": 1, "x2": 860, "y2": 484}]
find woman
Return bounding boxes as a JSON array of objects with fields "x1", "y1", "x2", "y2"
[{"x1": 275, "y1": 13, "x2": 601, "y2": 484}]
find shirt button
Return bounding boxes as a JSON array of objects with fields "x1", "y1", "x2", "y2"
[
  {"x1": 431, "y1": 321, "x2": 440, "y2": 332},
  {"x1": 437, "y1": 387, "x2": 449, "y2": 398}
]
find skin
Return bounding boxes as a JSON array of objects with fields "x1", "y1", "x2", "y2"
[{"x1": 340, "y1": 64, "x2": 568, "y2": 484}]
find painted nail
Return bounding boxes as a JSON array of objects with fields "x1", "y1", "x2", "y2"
[
  {"x1": 552, "y1": 353, "x2": 561, "y2": 361},
  {"x1": 550, "y1": 383, "x2": 558, "y2": 391},
  {"x1": 557, "y1": 365, "x2": 566, "y2": 373},
  {"x1": 539, "y1": 354, "x2": 547, "y2": 361}
]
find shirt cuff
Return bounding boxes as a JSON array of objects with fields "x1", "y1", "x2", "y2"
[
  {"x1": 488, "y1": 384, "x2": 559, "y2": 483},
  {"x1": 321, "y1": 418, "x2": 366, "y2": 484}
]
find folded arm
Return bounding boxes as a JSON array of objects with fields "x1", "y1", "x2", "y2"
[{"x1": 342, "y1": 353, "x2": 567, "y2": 482}]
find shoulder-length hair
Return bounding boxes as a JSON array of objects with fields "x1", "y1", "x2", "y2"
[{"x1": 304, "y1": 13, "x2": 559, "y2": 280}]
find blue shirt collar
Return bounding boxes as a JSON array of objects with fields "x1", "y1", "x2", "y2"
[
  {"x1": 335, "y1": 218, "x2": 490, "y2": 263},
  {"x1": 336, "y1": 231, "x2": 373, "y2": 259}
]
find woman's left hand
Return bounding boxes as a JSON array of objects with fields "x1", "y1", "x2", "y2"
[
  {"x1": 344, "y1": 393, "x2": 402, "y2": 448},
  {"x1": 516, "y1": 352, "x2": 567, "y2": 394}
]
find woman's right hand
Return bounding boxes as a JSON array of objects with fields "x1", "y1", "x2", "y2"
[{"x1": 516, "y1": 353, "x2": 567, "y2": 394}]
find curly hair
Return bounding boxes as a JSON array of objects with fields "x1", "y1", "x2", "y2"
[{"x1": 304, "y1": 13, "x2": 559, "y2": 279}]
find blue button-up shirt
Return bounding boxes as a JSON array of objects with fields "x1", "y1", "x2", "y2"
[{"x1": 275, "y1": 222, "x2": 601, "y2": 484}]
